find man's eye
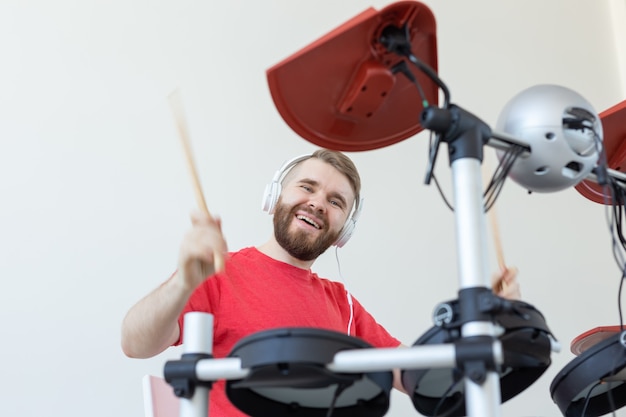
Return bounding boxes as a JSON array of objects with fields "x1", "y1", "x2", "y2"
[
  {"x1": 330, "y1": 200, "x2": 342, "y2": 208},
  {"x1": 301, "y1": 185, "x2": 312, "y2": 192}
]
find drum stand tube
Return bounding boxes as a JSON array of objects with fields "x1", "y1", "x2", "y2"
[
  {"x1": 164, "y1": 313, "x2": 212, "y2": 417},
  {"x1": 421, "y1": 104, "x2": 505, "y2": 417}
]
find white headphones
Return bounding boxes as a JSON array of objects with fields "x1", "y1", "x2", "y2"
[{"x1": 261, "y1": 154, "x2": 363, "y2": 248}]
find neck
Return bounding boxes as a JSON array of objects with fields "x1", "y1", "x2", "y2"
[{"x1": 257, "y1": 237, "x2": 316, "y2": 270}]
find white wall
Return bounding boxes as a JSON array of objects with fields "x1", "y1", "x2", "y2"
[{"x1": 1, "y1": 1, "x2": 624, "y2": 416}]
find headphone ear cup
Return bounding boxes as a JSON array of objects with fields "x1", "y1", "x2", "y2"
[
  {"x1": 333, "y1": 197, "x2": 363, "y2": 248},
  {"x1": 333, "y1": 218, "x2": 355, "y2": 248},
  {"x1": 262, "y1": 155, "x2": 311, "y2": 215},
  {"x1": 261, "y1": 181, "x2": 281, "y2": 214}
]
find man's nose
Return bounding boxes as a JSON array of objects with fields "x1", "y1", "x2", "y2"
[{"x1": 308, "y1": 195, "x2": 326, "y2": 212}]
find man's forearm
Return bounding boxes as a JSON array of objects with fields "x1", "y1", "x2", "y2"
[{"x1": 121, "y1": 273, "x2": 193, "y2": 358}]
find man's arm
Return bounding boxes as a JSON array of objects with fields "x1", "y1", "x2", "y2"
[
  {"x1": 121, "y1": 211, "x2": 227, "y2": 358},
  {"x1": 393, "y1": 345, "x2": 408, "y2": 393},
  {"x1": 121, "y1": 272, "x2": 193, "y2": 358}
]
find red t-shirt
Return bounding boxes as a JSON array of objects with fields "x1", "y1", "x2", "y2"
[{"x1": 176, "y1": 247, "x2": 400, "y2": 416}]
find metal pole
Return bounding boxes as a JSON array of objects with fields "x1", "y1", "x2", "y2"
[{"x1": 180, "y1": 312, "x2": 213, "y2": 417}]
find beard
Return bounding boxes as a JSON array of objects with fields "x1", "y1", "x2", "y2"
[{"x1": 273, "y1": 200, "x2": 340, "y2": 261}]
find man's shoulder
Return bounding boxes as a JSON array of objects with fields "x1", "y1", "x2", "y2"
[
  {"x1": 226, "y1": 247, "x2": 258, "y2": 262},
  {"x1": 310, "y1": 272, "x2": 346, "y2": 291}
]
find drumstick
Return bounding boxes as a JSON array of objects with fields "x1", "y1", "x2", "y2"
[
  {"x1": 488, "y1": 204, "x2": 507, "y2": 272},
  {"x1": 168, "y1": 88, "x2": 224, "y2": 272},
  {"x1": 483, "y1": 160, "x2": 507, "y2": 291}
]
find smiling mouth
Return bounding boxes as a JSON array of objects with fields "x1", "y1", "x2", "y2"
[{"x1": 296, "y1": 214, "x2": 321, "y2": 229}]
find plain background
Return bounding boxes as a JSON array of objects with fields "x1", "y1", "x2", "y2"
[{"x1": 1, "y1": 1, "x2": 626, "y2": 416}]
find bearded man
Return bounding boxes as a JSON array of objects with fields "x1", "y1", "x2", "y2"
[{"x1": 121, "y1": 149, "x2": 519, "y2": 416}]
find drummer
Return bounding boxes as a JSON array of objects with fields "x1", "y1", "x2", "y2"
[{"x1": 121, "y1": 149, "x2": 520, "y2": 416}]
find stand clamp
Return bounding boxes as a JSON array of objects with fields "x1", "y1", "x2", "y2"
[
  {"x1": 455, "y1": 335, "x2": 498, "y2": 385},
  {"x1": 164, "y1": 353, "x2": 213, "y2": 399},
  {"x1": 455, "y1": 287, "x2": 502, "y2": 386}
]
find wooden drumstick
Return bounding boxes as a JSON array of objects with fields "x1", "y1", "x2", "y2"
[
  {"x1": 488, "y1": 205, "x2": 507, "y2": 272},
  {"x1": 168, "y1": 88, "x2": 224, "y2": 272},
  {"x1": 483, "y1": 161, "x2": 507, "y2": 292}
]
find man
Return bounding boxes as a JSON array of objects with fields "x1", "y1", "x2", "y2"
[{"x1": 121, "y1": 149, "x2": 519, "y2": 416}]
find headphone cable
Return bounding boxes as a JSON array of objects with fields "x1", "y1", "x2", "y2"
[{"x1": 335, "y1": 246, "x2": 354, "y2": 335}]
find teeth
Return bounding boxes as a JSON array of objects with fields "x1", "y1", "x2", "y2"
[{"x1": 297, "y1": 215, "x2": 321, "y2": 229}]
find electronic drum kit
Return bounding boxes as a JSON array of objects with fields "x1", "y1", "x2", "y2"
[{"x1": 164, "y1": 1, "x2": 626, "y2": 415}]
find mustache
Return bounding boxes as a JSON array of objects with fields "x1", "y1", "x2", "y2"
[{"x1": 294, "y1": 205, "x2": 327, "y2": 228}]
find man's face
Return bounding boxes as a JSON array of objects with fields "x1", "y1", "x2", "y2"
[{"x1": 273, "y1": 158, "x2": 355, "y2": 261}]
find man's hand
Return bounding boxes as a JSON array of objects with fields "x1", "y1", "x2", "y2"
[
  {"x1": 492, "y1": 266, "x2": 521, "y2": 300},
  {"x1": 177, "y1": 210, "x2": 228, "y2": 291}
]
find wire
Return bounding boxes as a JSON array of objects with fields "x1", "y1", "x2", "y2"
[
  {"x1": 334, "y1": 247, "x2": 354, "y2": 335},
  {"x1": 591, "y1": 125, "x2": 626, "y2": 417},
  {"x1": 407, "y1": 53, "x2": 450, "y2": 109},
  {"x1": 423, "y1": 129, "x2": 453, "y2": 209},
  {"x1": 390, "y1": 60, "x2": 429, "y2": 108},
  {"x1": 325, "y1": 383, "x2": 349, "y2": 417},
  {"x1": 580, "y1": 380, "x2": 602, "y2": 417},
  {"x1": 428, "y1": 141, "x2": 524, "y2": 213},
  {"x1": 432, "y1": 173, "x2": 455, "y2": 211},
  {"x1": 484, "y1": 144, "x2": 525, "y2": 212},
  {"x1": 605, "y1": 183, "x2": 625, "y2": 269},
  {"x1": 431, "y1": 375, "x2": 463, "y2": 416},
  {"x1": 606, "y1": 183, "x2": 626, "y2": 330},
  {"x1": 618, "y1": 268, "x2": 625, "y2": 331},
  {"x1": 597, "y1": 126, "x2": 626, "y2": 330},
  {"x1": 605, "y1": 349, "x2": 623, "y2": 417},
  {"x1": 378, "y1": 23, "x2": 449, "y2": 107},
  {"x1": 424, "y1": 129, "x2": 443, "y2": 186}
]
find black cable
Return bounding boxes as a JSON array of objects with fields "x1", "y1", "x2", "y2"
[
  {"x1": 483, "y1": 144, "x2": 524, "y2": 212},
  {"x1": 378, "y1": 23, "x2": 450, "y2": 108},
  {"x1": 378, "y1": 25, "x2": 454, "y2": 192},
  {"x1": 581, "y1": 380, "x2": 603, "y2": 417},
  {"x1": 408, "y1": 53, "x2": 450, "y2": 109},
  {"x1": 432, "y1": 173, "x2": 454, "y2": 211},
  {"x1": 603, "y1": 178, "x2": 626, "y2": 332},
  {"x1": 390, "y1": 60, "x2": 429, "y2": 109},
  {"x1": 431, "y1": 376, "x2": 463, "y2": 417},
  {"x1": 484, "y1": 151, "x2": 511, "y2": 210},
  {"x1": 425, "y1": 129, "x2": 455, "y2": 211},
  {"x1": 429, "y1": 140, "x2": 524, "y2": 213},
  {"x1": 405, "y1": 49, "x2": 449, "y2": 187},
  {"x1": 424, "y1": 131, "x2": 443, "y2": 185},
  {"x1": 590, "y1": 126, "x2": 626, "y2": 334},
  {"x1": 592, "y1": 130, "x2": 609, "y2": 187},
  {"x1": 596, "y1": 133, "x2": 626, "y2": 417},
  {"x1": 325, "y1": 383, "x2": 349, "y2": 417},
  {"x1": 607, "y1": 181, "x2": 626, "y2": 276},
  {"x1": 618, "y1": 268, "x2": 625, "y2": 331},
  {"x1": 607, "y1": 184, "x2": 624, "y2": 271}
]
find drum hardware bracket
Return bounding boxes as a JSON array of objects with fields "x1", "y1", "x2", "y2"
[
  {"x1": 433, "y1": 290, "x2": 530, "y2": 329},
  {"x1": 454, "y1": 287, "x2": 502, "y2": 386},
  {"x1": 433, "y1": 302, "x2": 454, "y2": 326},
  {"x1": 454, "y1": 335, "x2": 498, "y2": 385},
  {"x1": 164, "y1": 353, "x2": 214, "y2": 399},
  {"x1": 621, "y1": 331, "x2": 626, "y2": 348},
  {"x1": 477, "y1": 292, "x2": 530, "y2": 320},
  {"x1": 458, "y1": 287, "x2": 524, "y2": 325}
]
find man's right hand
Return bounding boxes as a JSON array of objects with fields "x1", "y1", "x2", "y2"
[
  {"x1": 120, "y1": 210, "x2": 228, "y2": 359},
  {"x1": 177, "y1": 210, "x2": 228, "y2": 291}
]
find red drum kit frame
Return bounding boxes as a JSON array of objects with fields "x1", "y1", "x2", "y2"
[{"x1": 163, "y1": 2, "x2": 626, "y2": 416}]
